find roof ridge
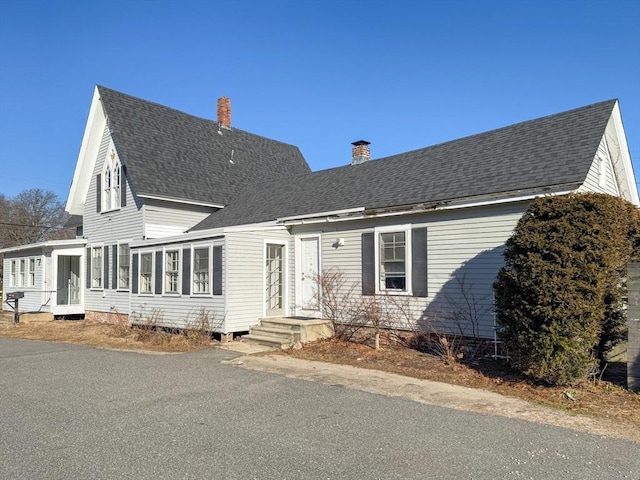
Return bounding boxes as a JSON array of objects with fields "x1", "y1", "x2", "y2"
[
  {"x1": 96, "y1": 84, "x2": 301, "y2": 149},
  {"x1": 213, "y1": 99, "x2": 618, "y2": 199},
  {"x1": 373, "y1": 99, "x2": 617, "y2": 163}
]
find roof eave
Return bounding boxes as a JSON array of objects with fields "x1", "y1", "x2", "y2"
[
  {"x1": 66, "y1": 86, "x2": 107, "y2": 216},
  {"x1": 0, "y1": 238, "x2": 87, "y2": 254},
  {"x1": 137, "y1": 193, "x2": 225, "y2": 209}
]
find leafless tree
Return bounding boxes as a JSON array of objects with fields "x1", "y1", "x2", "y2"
[{"x1": 0, "y1": 188, "x2": 75, "y2": 287}]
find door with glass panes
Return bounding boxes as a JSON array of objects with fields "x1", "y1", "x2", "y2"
[{"x1": 265, "y1": 243, "x2": 285, "y2": 316}]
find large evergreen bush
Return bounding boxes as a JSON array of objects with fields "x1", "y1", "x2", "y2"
[{"x1": 494, "y1": 193, "x2": 640, "y2": 385}]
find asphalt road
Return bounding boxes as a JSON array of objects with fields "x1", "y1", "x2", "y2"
[{"x1": 0, "y1": 338, "x2": 638, "y2": 480}]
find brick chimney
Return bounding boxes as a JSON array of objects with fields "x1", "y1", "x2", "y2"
[
  {"x1": 217, "y1": 96, "x2": 231, "y2": 129},
  {"x1": 351, "y1": 140, "x2": 370, "y2": 165}
]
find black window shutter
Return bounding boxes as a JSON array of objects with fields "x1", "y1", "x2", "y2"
[
  {"x1": 96, "y1": 174, "x2": 102, "y2": 213},
  {"x1": 153, "y1": 250, "x2": 162, "y2": 294},
  {"x1": 131, "y1": 253, "x2": 139, "y2": 294},
  {"x1": 112, "y1": 245, "x2": 118, "y2": 289},
  {"x1": 103, "y1": 246, "x2": 109, "y2": 289},
  {"x1": 86, "y1": 247, "x2": 91, "y2": 289},
  {"x1": 212, "y1": 245, "x2": 222, "y2": 295},
  {"x1": 155, "y1": 251, "x2": 163, "y2": 294},
  {"x1": 120, "y1": 165, "x2": 127, "y2": 207},
  {"x1": 412, "y1": 228, "x2": 428, "y2": 297},
  {"x1": 361, "y1": 232, "x2": 375, "y2": 295},
  {"x1": 182, "y1": 248, "x2": 191, "y2": 295}
]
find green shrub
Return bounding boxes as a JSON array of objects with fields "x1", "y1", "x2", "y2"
[{"x1": 494, "y1": 193, "x2": 640, "y2": 385}]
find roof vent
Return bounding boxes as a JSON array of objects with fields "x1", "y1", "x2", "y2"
[
  {"x1": 217, "y1": 96, "x2": 231, "y2": 129},
  {"x1": 351, "y1": 140, "x2": 370, "y2": 165}
]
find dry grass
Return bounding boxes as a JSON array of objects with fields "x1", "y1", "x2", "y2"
[
  {"x1": 2, "y1": 319, "x2": 638, "y2": 439},
  {"x1": 0, "y1": 319, "x2": 216, "y2": 353},
  {"x1": 279, "y1": 337, "x2": 640, "y2": 437}
]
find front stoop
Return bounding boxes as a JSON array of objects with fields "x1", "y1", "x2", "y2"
[{"x1": 242, "y1": 317, "x2": 334, "y2": 349}]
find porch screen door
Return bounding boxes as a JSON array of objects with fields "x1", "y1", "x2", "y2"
[
  {"x1": 57, "y1": 256, "x2": 81, "y2": 306},
  {"x1": 265, "y1": 244, "x2": 284, "y2": 316}
]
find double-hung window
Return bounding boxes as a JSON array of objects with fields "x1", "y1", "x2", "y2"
[
  {"x1": 192, "y1": 247, "x2": 210, "y2": 294},
  {"x1": 369, "y1": 225, "x2": 414, "y2": 295},
  {"x1": 91, "y1": 247, "x2": 103, "y2": 288},
  {"x1": 379, "y1": 231, "x2": 407, "y2": 291},
  {"x1": 140, "y1": 252, "x2": 153, "y2": 294},
  {"x1": 118, "y1": 244, "x2": 130, "y2": 290},
  {"x1": 28, "y1": 258, "x2": 35, "y2": 287},
  {"x1": 164, "y1": 250, "x2": 180, "y2": 294},
  {"x1": 10, "y1": 260, "x2": 17, "y2": 287},
  {"x1": 19, "y1": 259, "x2": 26, "y2": 287},
  {"x1": 362, "y1": 226, "x2": 427, "y2": 297}
]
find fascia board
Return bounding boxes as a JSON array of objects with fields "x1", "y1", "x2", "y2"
[{"x1": 65, "y1": 86, "x2": 107, "y2": 215}]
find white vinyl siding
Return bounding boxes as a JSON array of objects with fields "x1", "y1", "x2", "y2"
[
  {"x1": 225, "y1": 229, "x2": 293, "y2": 332},
  {"x1": 1, "y1": 248, "x2": 59, "y2": 314},
  {"x1": 579, "y1": 136, "x2": 619, "y2": 196},
  {"x1": 129, "y1": 239, "x2": 225, "y2": 331},
  {"x1": 143, "y1": 199, "x2": 217, "y2": 239},
  {"x1": 293, "y1": 201, "x2": 527, "y2": 339},
  {"x1": 83, "y1": 125, "x2": 140, "y2": 314}
]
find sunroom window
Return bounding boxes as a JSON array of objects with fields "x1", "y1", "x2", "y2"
[
  {"x1": 192, "y1": 247, "x2": 210, "y2": 294},
  {"x1": 118, "y1": 244, "x2": 130, "y2": 290},
  {"x1": 165, "y1": 250, "x2": 179, "y2": 294},
  {"x1": 140, "y1": 253, "x2": 153, "y2": 294},
  {"x1": 10, "y1": 260, "x2": 16, "y2": 287},
  {"x1": 29, "y1": 258, "x2": 35, "y2": 286},
  {"x1": 91, "y1": 247, "x2": 103, "y2": 288}
]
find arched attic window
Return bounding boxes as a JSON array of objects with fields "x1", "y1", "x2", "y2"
[{"x1": 101, "y1": 142, "x2": 124, "y2": 211}]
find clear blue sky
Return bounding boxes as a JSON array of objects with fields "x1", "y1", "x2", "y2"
[{"x1": 1, "y1": 0, "x2": 639, "y2": 202}]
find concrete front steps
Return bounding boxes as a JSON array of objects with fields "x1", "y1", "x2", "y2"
[{"x1": 242, "y1": 317, "x2": 334, "y2": 349}]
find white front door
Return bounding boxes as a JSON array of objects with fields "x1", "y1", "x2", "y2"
[{"x1": 298, "y1": 236, "x2": 320, "y2": 316}]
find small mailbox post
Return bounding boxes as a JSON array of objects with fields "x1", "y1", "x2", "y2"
[{"x1": 5, "y1": 291, "x2": 24, "y2": 323}]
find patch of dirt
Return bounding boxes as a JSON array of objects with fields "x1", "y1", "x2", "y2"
[
  {"x1": 276, "y1": 338, "x2": 640, "y2": 441},
  {"x1": 0, "y1": 319, "x2": 215, "y2": 353}
]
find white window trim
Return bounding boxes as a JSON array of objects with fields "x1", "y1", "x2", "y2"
[
  {"x1": 117, "y1": 241, "x2": 131, "y2": 291},
  {"x1": 138, "y1": 250, "x2": 154, "y2": 296},
  {"x1": 163, "y1": 248, "x2": 181, "y2": 296},
  {"x1": 374, "y1": 224, "x2": 413, "y2": 295},
  {"x1": 191, "y1": 243, "x2": 213, "y2": 297},
  {"x1": 90, "y1": 245, "x2": 104, "y2": 290}
]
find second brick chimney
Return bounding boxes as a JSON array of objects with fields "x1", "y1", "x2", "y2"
[
  {"x1": 217, "y1": 96, "x2": 231, "y2": 129},
  {"x1": 351, "y1": 140, "x2": 371, "y2": 165}
]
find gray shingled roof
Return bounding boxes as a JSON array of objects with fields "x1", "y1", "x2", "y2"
[
  {"x1": 191, "y1": 99, "x2": 616, "y2": 231},
  {"x1": 97, "y1": 86, "x2": 310, "y2": 205}
]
